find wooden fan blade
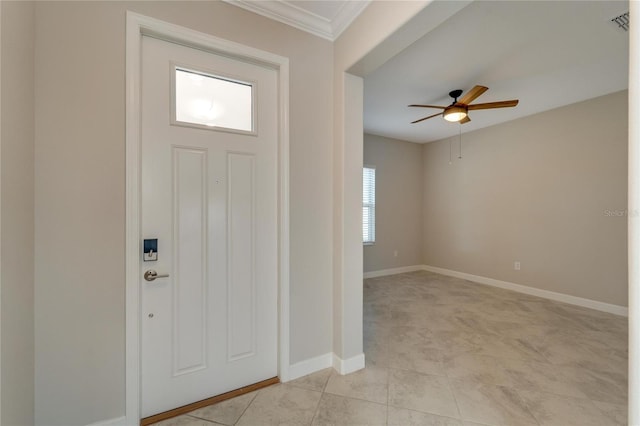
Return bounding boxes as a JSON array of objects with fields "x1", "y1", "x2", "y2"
[
  {"x1": 408, "y1": 104, "x2": 447, "y2": 109},
  {"x1": 459, "y1": 85, "x2": 488, "y2": 105},
  {"x1": 467, "y1": 100, "x2": 519, "y2": 110},
  {"x1": 411, "y1": 111, "x2": 443, "y2": 124},
  {"x1": 460, "y1": 116, "x2": 471, "y2": 124}
]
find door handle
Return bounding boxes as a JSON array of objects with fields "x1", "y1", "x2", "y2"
[{"x1": 144, "y1": 270, "x2": 170, "y2": 282}]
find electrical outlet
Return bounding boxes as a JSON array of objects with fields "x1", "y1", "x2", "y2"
[
  {"x1": 514, "y1": 261, "x2": 521, "y2": 271},
  {"x1": 393, "y1": 250, "x2": 398, "y2": 258}
]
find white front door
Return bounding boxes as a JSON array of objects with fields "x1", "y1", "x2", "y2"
[{"x1": 140, "y1": 35, "x2": 279, "y2": 418}]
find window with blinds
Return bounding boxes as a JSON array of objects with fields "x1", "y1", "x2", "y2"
[{"x1": 363, "y1": 166, "x2": 376, "y2": 244}]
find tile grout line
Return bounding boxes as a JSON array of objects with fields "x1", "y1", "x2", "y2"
[
  {"x1": 306, "y1": 368, "x2": 332, "y2": 424},
  {"x1": 321, "y1": 370, "x2": 332, "y2": 393},
  {"x1": 231, "y1": 388, "x2": 259, "y2": 425},
  {"x1": 385, "y1": 366, "x2": 390, "y2": 426},
  {"x1": 443, "y1": 374, "x2": 463, "y2": 422},
  {"x1": 308, "y1": 387, "x2": 324, "y2": 425},
  {"x1": 186, "y1": 414, "x2": 225, "y2": 425},
  {"x1": 385, "y1": 327, "x2": 391, "y2": 426},
  {"x1": 509, "y1": 386, "x2": 542, "y2": 426}
]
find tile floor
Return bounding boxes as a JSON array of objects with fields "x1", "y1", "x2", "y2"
[{"x1": 153, "y1": 270, "x2": 628, "y2": 426}]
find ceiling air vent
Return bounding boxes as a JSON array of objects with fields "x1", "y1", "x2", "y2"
[{"x1": 611, "y1": 11, "x2": 629, "y2": 32}]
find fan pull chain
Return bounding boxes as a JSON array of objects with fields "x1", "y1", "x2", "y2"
[
  {"x1": 458, "y1": 123, "x2": 463, "y2": 159},
  {"x1": 449, "y1": 137, "x2": 452, "y2": 164}
]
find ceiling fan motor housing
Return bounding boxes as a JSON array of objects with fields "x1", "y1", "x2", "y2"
[{"x1": 449, "y1": 89, "x2": 463, "y2": 100}]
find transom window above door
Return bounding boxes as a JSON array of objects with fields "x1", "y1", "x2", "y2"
[{"x1": 172, "y1": 66, "x2": 255, "y2": 133}]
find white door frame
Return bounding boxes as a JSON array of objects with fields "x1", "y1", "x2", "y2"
[{"x1": 124, "y1": 11, "x2": 290, "y2": 424}]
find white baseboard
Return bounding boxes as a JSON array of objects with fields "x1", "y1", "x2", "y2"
[
  {"x1": 283, "y1": 352, "x2": 333, "y2": 382},
  {"x1": 363, "y1": 265, "x2": 424, "y2": 279},
  {"x1": 284, "y1": 351, "x2": 365, "y2": 382},
  {"x1": 332, "y1": 352, "x2": 365, "y2": 375},
  {"x1": 422, "y1": 265, "x2": 628, "y2": 317},
  {"x1": 86, "y1": 416, "x2": 127, "y2": 426}
]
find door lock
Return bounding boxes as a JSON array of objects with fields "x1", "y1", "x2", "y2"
[
  {"x1": 143, "y1": 239, "x2": 158, "y2": 261},
  {"x1": 144, "y1": 270, "x2": 170, "y2": 282}
]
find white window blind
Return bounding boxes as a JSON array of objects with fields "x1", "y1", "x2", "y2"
[{"x1": 363, "y1": 167, "x2": 376, "y2": 244}]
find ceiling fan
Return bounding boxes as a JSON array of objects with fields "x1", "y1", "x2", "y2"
[{"x1": 409, "y1": 85, "x2": 518, "y2": 124}]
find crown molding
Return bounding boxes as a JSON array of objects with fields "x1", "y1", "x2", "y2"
[
  {"x1": 224, "y1": 0, "x2": 370, "y2": 41},
  {"x1": 331, "y1": 1, "x2": 370, "y2": 39}
]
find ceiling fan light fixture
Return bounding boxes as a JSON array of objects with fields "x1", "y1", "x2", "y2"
[{"x1": 443, "y1": 106, "x2": 467, "y2": 122}]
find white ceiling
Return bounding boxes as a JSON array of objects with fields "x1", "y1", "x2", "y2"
[
  {"x1": 228, "y1": 1, "x2": 629, "y2": 144},
  {"x1": 364, "y1": 0, "x2": 630, "y2": 143}
]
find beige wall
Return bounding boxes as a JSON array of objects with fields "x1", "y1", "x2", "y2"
[
  {"x1": 364, "y1": 134, "x2": 423, "y2": 273},
  {"x1": 1, "y1": 1, "x2": 35, "y2": 424},
  {"x1": 331, "y1": 0, "x2": 429, "y2": 362},
  {"x1": 34, "y1": 2, "x2": 333, "y2": 424},
  {"x1": 423, "y1": 90, "x2": 628, "y2": 307}
]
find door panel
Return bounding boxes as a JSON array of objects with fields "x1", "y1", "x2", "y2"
[
  {"x1": 141, "y1": 35, "x2": 278, "y2": 418},
  {"x1": 227, "y1": 152, "x2": 256, "y2": 361},
  {"x1": 172, "y1": 147, "x2": 208, "y2": 375}
]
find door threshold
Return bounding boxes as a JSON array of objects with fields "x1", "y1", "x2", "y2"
[{"x1": 140, "y1": 377, "x2": 280, "y2": 426}]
